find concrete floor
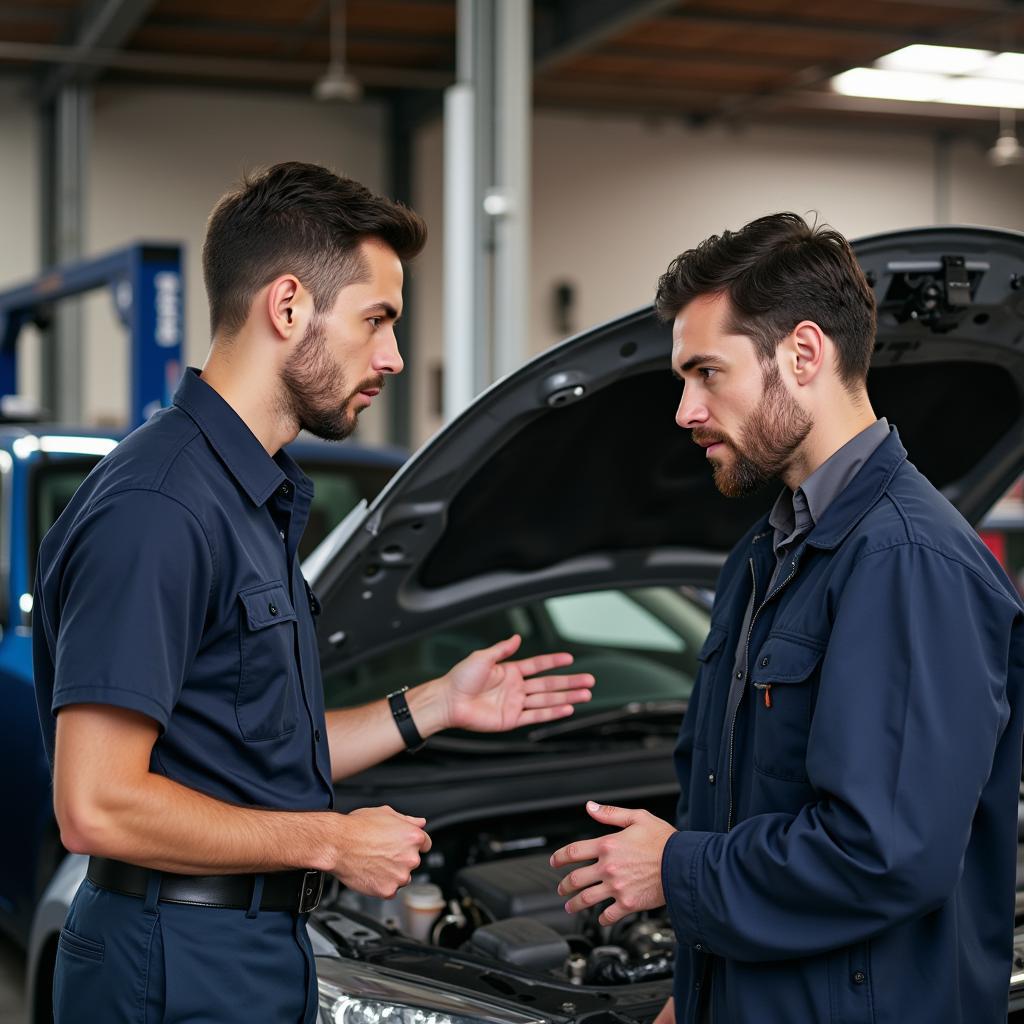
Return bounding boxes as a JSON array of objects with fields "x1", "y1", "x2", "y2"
[{"x1": 0, "y1": 934, "x2": 25, "y2": 1024}]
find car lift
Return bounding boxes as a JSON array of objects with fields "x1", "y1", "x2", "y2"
[{"x1": 0, "y1": 243, "x2": 183, "y2": 427}]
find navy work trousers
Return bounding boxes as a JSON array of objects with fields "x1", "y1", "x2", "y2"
[{"x1": 53, "y1": 876, "x2": 318, "y2": 1023}]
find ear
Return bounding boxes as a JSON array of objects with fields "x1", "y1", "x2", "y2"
[
  {"x1": 265, "y1": 275, "x2": 301, "y2": 341},
  {"x1": 785, "y1": 320, "x2": 826, "y2": 387}
]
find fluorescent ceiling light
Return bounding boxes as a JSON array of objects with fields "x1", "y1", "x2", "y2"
[
  {"x1": 876, "y1": 44, "x2": 993, "y2": 75},
  {"x1": 981, "y1": 52, "x2": 1024, "y2": 83},
  {"x1": 941, "y1": 77, "x2": 1024, "y2": 108},
  {"x1": 832, "y1": 68, "x2": 950, "y2": 103},
  {"x1": 832, "y1": 48, "x2": 1024, "y2": 109}
]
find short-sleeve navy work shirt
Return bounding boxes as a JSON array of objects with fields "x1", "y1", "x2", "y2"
[{"x1": 33, "y1": 368, "x2": 334, "y2": 811}]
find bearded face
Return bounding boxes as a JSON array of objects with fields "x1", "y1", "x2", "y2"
[
  {"x1": 279, "y1": 313, "x2": 383, "y2": 442},
  {"x1": 693, "y1": 360, "x2": 812, "y2": 498}
]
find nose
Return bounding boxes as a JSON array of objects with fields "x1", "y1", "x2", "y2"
[
  {"x1": 675, "y1": 386, "x2": 708, "y2": 430},
  {"x1": 373, "y1": 329, "x2": 404, "y2": 377}
]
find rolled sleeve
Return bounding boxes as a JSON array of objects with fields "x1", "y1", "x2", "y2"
[{"x1": 50, "y1": 489, "x2": 214, "y2": 729}]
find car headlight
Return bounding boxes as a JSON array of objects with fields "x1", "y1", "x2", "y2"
[{"x1": 316, "y1": 957, "x2": 547, "y2": 1024}]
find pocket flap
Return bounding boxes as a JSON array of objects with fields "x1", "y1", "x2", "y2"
[
  {"x1": 750, "y1": 636, "x2": 824, "y2": 685},
  {"x1": 697, "y1": 625, "x2": 728, "y2": 662},
  {"x1": 238, "y1": 581, "x2": 298, "y2": 630}
]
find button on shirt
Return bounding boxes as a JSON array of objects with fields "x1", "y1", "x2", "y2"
[{"x1": 33, "y1": 368, "x2": 334, "y2": 812}]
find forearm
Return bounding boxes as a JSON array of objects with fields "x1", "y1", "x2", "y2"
[
  {"x1": 59, "y1": 770, "x2": 340, "y2": 875},
  {"x1": 326, "y1": 677, "x2": 450, "y2": 780}
]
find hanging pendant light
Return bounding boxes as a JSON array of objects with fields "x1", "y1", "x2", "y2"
[{"x1": 314, "y1": 0, "x2": 363, "y2": 102}]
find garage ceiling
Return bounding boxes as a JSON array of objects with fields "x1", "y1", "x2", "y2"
[{"x1": 3, "y1": 0, "x2": 1024, "y2": 133}]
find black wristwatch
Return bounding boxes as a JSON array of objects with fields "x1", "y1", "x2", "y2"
[{"x1": 386, "y1": 686, "x2": 425, "y2": 752}]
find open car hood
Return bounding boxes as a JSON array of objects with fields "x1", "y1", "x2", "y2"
[{"x1": 308, "y1": 226, "x2": 1024, "y2": 674}]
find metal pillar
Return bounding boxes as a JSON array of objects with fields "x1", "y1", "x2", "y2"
[
  {"x1": 48, "y1": 84, "x2": 90, "y2": 423},
  {"x1": 443, "y1": 0, "x2": 532, "y2": 423},
  {"x1": 492, "y1": 0, "x2": 531, "y2": 381}
]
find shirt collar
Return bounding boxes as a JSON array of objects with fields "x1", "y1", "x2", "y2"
[
  {"x1": 768, "y1": 418, "x2": 889, "y2": 554},
  {"x1": 172, "y1": 367, "x2": 312, "y2": 507}
]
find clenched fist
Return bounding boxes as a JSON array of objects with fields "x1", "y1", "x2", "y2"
[{"x1": 331, "y1": 805, "x2": 432, "y2": 898}]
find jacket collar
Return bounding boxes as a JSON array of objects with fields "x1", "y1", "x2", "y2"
[
  {"x1": 803, "y1": 425, "x2": 907, "y2": 550},
  {"x1": 172, "y1": 367, "x2": 312, "y2": 507},
  {"x1": 744, "y1": 426, "x2": 907, "y2": 555}
]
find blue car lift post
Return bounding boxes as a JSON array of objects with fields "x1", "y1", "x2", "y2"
[{"x1": 0, "y1": 243, "x2": 184, "y2": 427}]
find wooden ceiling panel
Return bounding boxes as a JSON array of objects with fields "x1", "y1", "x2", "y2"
[
  {"x1": 2, "y1": 0, "x2": 1022, "y2": 133},
  {"x1": 556, "y1": 53, "x2": 791, "y2": 91}
]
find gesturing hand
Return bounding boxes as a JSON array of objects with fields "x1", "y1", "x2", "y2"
[
  {"x1": 550, "y1": 801, "x2": 676, "y2": 926},
  {"x1": 332, "y1": 805, "x2": 432, "y2": 899},
  {"x1": 443, "y1": 634, "x2": 595, "y2": 733}
]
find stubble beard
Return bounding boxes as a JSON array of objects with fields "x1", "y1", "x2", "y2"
[
  {"x1": 280, "y1": 314, "x2": 373, "y2": 442},
  {"x1": 702, "y1": 362, "x2": 813, "y2": 499}
]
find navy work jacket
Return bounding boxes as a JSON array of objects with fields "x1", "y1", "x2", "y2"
[
  {"x1": 34, "y1": 368, "x2": 334, "y2": 813},
  {"x1": 664, "y1": 426, "x2": 1024, "y2": 1023}
]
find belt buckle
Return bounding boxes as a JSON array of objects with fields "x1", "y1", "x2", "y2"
[{"x1": 298, "y1": 870, "x2": 324, "y2": 914}]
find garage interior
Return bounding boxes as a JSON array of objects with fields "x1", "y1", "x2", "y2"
[{"x1": 0, "y1": 1, "x2": 1023, "y2": 1021}]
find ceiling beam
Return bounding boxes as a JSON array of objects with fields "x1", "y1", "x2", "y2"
[
  {"x1": 36, "y1": 0, "x2": 158, "y2": 104},
  {"x1": 1, "y1": 40, "x2": 452, "y2": 90},
  {"x1": 534, "y1": 0, "x2": 682, "y2": 75}
]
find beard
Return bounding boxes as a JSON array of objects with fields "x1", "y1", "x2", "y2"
[
  {"x1": 694, "y1": 361, "x2": 812, "y2": 498},
  {"x1": 279, "y1": 314, "x2": 383, "y2": 442}
]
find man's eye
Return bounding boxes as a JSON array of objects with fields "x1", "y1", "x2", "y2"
[
  {"x1": 699, "y1": 367, "x2": 718, "y2": 381},
  {"x1": 369, "y1": 317, "x2": 383, "y2": 329}
]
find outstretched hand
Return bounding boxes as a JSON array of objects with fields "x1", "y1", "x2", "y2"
[
  {"x1": 551, "y1": 801, "x2": 676, "y2": 926},
  {"x1": 443, "y1": 634, "x2": 595, "y2": 733}
]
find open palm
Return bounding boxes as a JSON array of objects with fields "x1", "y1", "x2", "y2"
[{"x1": 444, "y1": 634, "x2": 595, "y2": 733}]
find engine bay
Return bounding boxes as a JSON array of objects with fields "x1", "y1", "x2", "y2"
[{"x1": 330, "y1": 805, "x2": 677, "y2": 988}]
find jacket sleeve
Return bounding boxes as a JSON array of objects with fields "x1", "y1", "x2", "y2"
[{"x1": 661, "y1": 542, "x2": 1018, "y2": 961}]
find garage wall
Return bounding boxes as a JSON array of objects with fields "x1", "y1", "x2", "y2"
[
  {"x1": 411, "y1": 110, "x2": 1024, "y2": 446},
  {"x1": 85, "y1": 86, "x2": 391, "y2": 440},
  {"x1": 0, "y1": 85, "x2": 391, "y2": 442}
]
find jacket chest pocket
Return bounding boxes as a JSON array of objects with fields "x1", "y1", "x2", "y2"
[
  {"x1": 750, "y1": 635, "x2": 824, "y2": 782},
  {"x1": 236, "y1": 581, "x2": 300, "y2": 741},
  {"x1": 692, "y1": 625, "x2": 729, "y2": 749}
]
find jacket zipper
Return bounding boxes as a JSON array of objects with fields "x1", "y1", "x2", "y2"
[{"x1": 726, "y1": 554, "x2": 799, "y2": 832}]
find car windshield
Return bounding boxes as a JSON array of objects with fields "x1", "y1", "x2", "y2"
[{"x1": 321, "y1": 585, "x2": 712, "y2": 739}]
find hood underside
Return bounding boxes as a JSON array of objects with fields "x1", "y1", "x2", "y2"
[{"x1": 310, "y1": 226, "x2": 1024, "y2": 673}]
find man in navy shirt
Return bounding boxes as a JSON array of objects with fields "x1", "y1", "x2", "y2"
[
  {"x1": 34, "y1": 162, "x2": 595, "y2": 1023},
  {"x1": 552, "y1": 213, "x2": 1024, "y2": 1022}
]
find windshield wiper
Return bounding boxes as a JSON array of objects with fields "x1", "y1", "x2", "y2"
[{"x1": 527, "y1": 700, "x2": 687, "y2": 742}]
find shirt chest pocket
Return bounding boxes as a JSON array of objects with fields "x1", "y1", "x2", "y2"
[
  {"x1": 750, "y1": 635, "x2": 824, "y2": 782},
  {"x1": 236, "y1": 581, "x2": 300, "y2": 742}
]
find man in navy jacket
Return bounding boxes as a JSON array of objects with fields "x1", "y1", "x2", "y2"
[{"x1": 552, "y1": 212, "x2": 1024, "y2": 1022}]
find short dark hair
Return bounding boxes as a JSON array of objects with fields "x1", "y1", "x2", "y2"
[
  {"x1": 202, "y1": 161, "x2": 427, "y2": 337},
  {"x1": 655, "y1": 212, "x2": 876, "y2": 388}
]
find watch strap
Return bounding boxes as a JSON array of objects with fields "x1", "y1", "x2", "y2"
[{"x1": 386, "y1": 686, "x2": 425, "y2": 752}]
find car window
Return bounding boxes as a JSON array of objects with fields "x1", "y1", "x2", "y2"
[
  {"x1": 30, "y1": 458, "x2": 103, "y2": 587},
  {"x1": 545, "y1": 590, "x2": 686, "y2": 652},
  {"x1": 298, "y1": 461, "x2": 395, "y2": 561},
  {"x1": 321, "y1": 586, "x2": 711, "y2": 726}
]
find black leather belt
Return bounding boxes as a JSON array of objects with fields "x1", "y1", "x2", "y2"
[{"x1": 86, "y1": 857, "x2": 325, "y2": 914}]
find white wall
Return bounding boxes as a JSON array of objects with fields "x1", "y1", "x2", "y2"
[
  {"x1": 410, "y1": 110, "x2": 1024, "y2": 445},
  {"x1": 0, "y1": 84, "x2": 392, "y2": 441},
  {"x1": 0, "y1": 83, "x2": 42, "y2": 404}
]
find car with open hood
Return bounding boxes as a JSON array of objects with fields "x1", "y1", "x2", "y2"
[{"x1": 26, "y1": 225, "x2": 1024, "y2": 1023}]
